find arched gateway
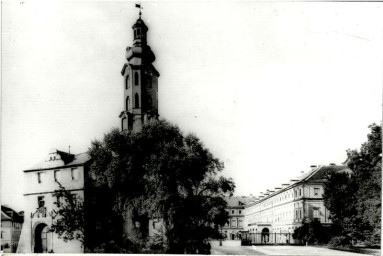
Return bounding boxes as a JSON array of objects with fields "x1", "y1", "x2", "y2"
[
  {"x1": 261, "y1": 228, "x2": 270, "y2": 244},
  {"x1": 34, "y1": 223, "x2": 49, "y2": 253}
]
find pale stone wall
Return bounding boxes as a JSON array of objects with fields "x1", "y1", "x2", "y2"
[
  {"x1": 19, "y1": 164, "x2": 85, "y2": 253},
  {"x1": 24, "y1": 166, "x2": 85, "y2": 195},
  {"x1": 244, "y1": 181, "x2": 329, "y2": 235}
]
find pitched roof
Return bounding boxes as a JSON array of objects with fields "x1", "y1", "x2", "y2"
[
  {"x1": 24, "y1": 149, "x2": 91, "y2": 172},
  {"x1": 1, "y1": 205, "x2": 24, "y2": 223},
  {"x1": 224, "y1": 196, "x2": 258, "y2": 207},
  {"x1": 246, "y1": 164, "x2": 351, "y2": 207}
]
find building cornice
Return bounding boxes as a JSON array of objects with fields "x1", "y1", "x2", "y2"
[
  {"x1": 23, "y1": 163, "x2": 88, "y2": 173},
  {"x1": 23, "y1": 188, "x2": 84, "y2": 196}
]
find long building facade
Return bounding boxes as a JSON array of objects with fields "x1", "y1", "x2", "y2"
[{"x1": 242, "y1": 165, "x2": 350, "y2": 244}]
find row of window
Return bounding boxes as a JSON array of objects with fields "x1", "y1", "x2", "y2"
[
  {"x1": 125, "y1": 72, "x2": 139, "y2": 89},
  {"x1": 230, "y1": 209, "x2": 242, "y2": 215},
  {"x1": 294, "y1": 187, "x2": 321, "y2": 197},
  {"x1": 37, "y1": 168, "x2": 79, "y2": 184},
  {"x1": 246, "y1": 187, "x2": 322, "y2": 215},
  {"x1": 125, "y1": 95, "x2": 153, "y2": 112},
  {"x1": 224, "y1": 218, "x2": 243, "y2": 228},
  {"x1": 37, "y1": 193, "x2": 76, "y2": 209},
  {"x1": 125, "y1": 72, "x2": 153, "y2": 90}
]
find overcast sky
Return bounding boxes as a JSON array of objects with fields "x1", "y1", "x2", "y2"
[{"x1": 2, "y1": 2, "x2": 382, "y2": 211}]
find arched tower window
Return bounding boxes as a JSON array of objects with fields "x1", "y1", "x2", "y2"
[
  {"x1": 135, "y1": 93, "x2": 140, "y2": 108},
  {"x1": 125, "y1": 76, "x2": 129, "y2": 89},
  {"x1": 134, "y1": 28, "x2": 142, "y2": 39},
  {"x1": 135, "y1": 72, "x2": 139, "y2": 86},
  {"x1": 126, "y1": 96, "x2": 130, "y2": 112}
]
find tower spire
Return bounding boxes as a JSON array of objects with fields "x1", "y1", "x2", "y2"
[
  {"x1": 135, "y1": 3, "x2": 143, "y2": 19},
  {"x1": 119, "y1": 7, "x2": 160, "y2": 132}
]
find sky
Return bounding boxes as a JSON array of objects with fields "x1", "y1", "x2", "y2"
[{"x1": 1, "y1": 1, "x2": 382, "y2": 212}]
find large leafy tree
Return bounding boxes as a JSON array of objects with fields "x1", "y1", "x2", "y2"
[
  {"x1": 51, "y1": 182, "x2": 85, "y2": 245},
  {"x1": 324, "y1": 123, "x2": 381, "y2": 246},
  {"x1": 88, "y1": 119, "x2": 235, "y2": 253}
]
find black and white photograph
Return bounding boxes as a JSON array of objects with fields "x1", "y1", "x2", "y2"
[{"x1": 1, "y1": 2, "x2": 382, "y2": 255}]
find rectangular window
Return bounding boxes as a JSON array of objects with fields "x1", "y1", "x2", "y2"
[
  {"x1": 299, "y1": 210, "x2": 302, "y2": 219},
  {"x1": 71, "y1": 168, "x2": 79, "y2": 181},
  {"x1": 238, "y1": 219, "x2": 243, "y2": 228},
  {"x1": 231, "y1": 210, "x2": 235, "y2": 214},
  {"x1": 299, "y1": 189, "x2": 302, "y2": 196},
  {"x1": 37, "y1": 172, "x2": 42, "y2": 183},
  {"x1": 314, "y1": 188, "x2": 320, "y2": 196},
  {"x1": 239, "y1": 210, "x2": 242, "y2": 214},
  {"x1": 56, "y1": 196, "x2": 61, "y2": 207},
  {"x1": 38, "y1": 196, "x2": 45, "y2": 208},
  {"x1": 54, "y1": 170, "x2": 59, "y2": 182},
  {"x1": 231, "y1": 219, "x2": 237, "y2": 227},
  {"x1": 313, "y1": 209, "x2": 319, "y2": 218}
]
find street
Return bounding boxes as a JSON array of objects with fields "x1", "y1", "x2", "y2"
[{"x1": 210, "y1": 242, "x2": 376, "y2": 256}]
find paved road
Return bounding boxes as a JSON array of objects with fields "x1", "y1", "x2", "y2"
[
  {"x1": 250, "y1": 246, "x2": 369, "y2": 256},
  {"x1": 211, "y1": 244, "x2": 372, "y2": 256},
  {"x1": 211, "y1": 244, "x2": 265, "y2": 255}
]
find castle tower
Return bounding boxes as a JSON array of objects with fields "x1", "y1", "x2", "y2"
[{"x1": 119, "y1": 11, "x2": 160, "y2": 132}]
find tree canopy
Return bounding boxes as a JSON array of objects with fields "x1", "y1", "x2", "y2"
[
  {"x1": 88, "y1": 119, "x2": 235, "y2": 253},
  {"x1": 51, "y1": 182, "x2": 85, "y2": 245},
  {"x1": 324, "y1": 123, "x2": 381, "y2": 246}
]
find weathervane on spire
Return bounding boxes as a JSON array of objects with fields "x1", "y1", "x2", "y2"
[{"x1": 135, "y1": 3, "x2": 143, "y2": 18}]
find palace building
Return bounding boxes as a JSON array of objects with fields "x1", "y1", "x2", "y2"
[{"x1": 242, "y1": 164, "x2": 350, "y2": 244}]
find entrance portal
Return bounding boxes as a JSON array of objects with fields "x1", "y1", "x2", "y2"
[
  {"x1": 261, "y1": 228, "x2": 270, "y2": 244},
  {"x1": 34, "y1": 223, "x2": 49, "y2": 253}
]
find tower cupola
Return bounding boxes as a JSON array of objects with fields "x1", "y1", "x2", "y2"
[
  {"x1": 119, "y1": 6, "x2": 160, "y2": 132},
  {"x1": 132, "y1": 18, "x2": 148, "y2": 46}
]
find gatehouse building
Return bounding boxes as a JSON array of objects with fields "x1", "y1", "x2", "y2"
[{"x1": 17, "y1": 149, "x2": 90, "y2": 253}]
